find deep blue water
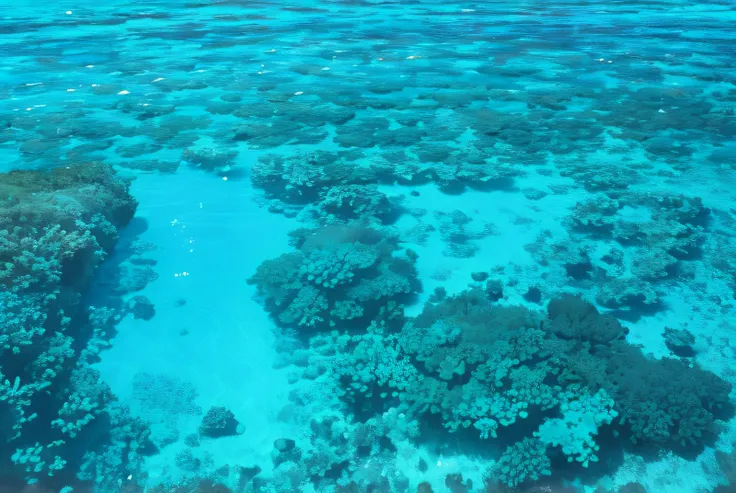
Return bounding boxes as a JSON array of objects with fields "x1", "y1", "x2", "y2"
[{"x1": 1, "y1": 1, "x2": 736, "y2": 492}]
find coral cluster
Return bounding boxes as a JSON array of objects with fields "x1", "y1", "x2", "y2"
[
  {"x1": 524, "y1": 189, "x2": 717, "y2": 317},
  {"x1": 270, "y1": 286, "x2": 732, "y2": 490},
  {"x1": 0, "y1": 163, "x2": 151, "y2": 489},
  {"x1": 3, "y1": 1, "x2": 736, "y2": 491},
  {"x1": 248, "y1": 223, "x2": 419, "y2": 331},
  {"x1": 199, "y1": 406, "x2": 244, "y2": 438}
]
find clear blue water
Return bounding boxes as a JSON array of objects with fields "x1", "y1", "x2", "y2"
[{"x1": 2, "y1": 0, "x2": 736, "y2": 492}]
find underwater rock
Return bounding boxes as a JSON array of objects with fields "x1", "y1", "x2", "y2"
[
  {"x1": 238, "y1": 464, "x2": 262, "y2": 482},
  {"x1": 523, "y1": 285, "x2": 543, "y2": 304},
  {"x1": 619, "y1": 483, "x2": 647, "y2": 493},
  {"x1": 485, "y1": 279, "x2": 504, "y2": 301},
  {"x1": 445, "y1": 473, "x2": 472, "y2": 493},
  {"x1": 417, "y1": 483, "x2": 434, "y2": 493},
  {"x1": 128, "y1": 295, "x2": 156, "y2": 320},
  {"x1": 274, "y1": 438, "x2": 296, "y2": 452},
  {"x1": 271, "y1": 438, "x2": 302, "y2": 468},
  {"x1": 335, "y1": 482, "x2": 361, "y2": 493},
  {"x1": 664, "y1": 326, "x2": 697, "y2": 357},
  {"x1": 471, "y1": 271, "x2": 489, "y2": 282}
]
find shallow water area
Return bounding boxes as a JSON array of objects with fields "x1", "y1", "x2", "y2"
[
  {"x1": 2, "y1": 0, "x2": 736, "y2": 492},
  {"x1": 96, "y1": 167, "x2": 296, "y2": 483}
]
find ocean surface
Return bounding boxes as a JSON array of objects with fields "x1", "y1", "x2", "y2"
[{"x1": 1, "y1": 0, "x2": 736, "y2": 492}]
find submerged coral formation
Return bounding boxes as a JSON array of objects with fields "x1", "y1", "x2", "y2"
[
  {"x1": 3, "y1": 0, "x2": 736, "y2": 492},
  {"x1": 248, "y1": 224, "x2": 419, "y2": 331},
  {"x1": 200, "y1": 406, "x2": 243, "y2": 438},
  {"x1": 239, "y1": 279, "x2": 732, "y2": 492},
  {"x1": 0, "y1": 163, "x2": 151, "y2": 489},
  {"x1": 297, "y1": 287, "x2": 730, "y2": 483}
]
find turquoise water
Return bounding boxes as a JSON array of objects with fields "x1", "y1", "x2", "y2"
[{"x1": 2, "y1": 0, "x2": 736, "y2": 492}]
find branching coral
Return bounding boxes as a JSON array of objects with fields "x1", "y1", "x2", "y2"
[
  {"x1": 315, "y1": 184, "x2": 397, "y2": 224},
  {"x1": 300, "y1": 243, "x2": 379, "y2": 289},
  {"x1": 306, "y1": 322, "x2": 420, "y2": 407},
  {"x1": 200, "y1": 406, "x2": 243, "y2": 438},
  {"x1": 251, "y1": 153, "x2": 327, "y2": 204},
  {"x1": 251, "y1": 152, "x2": 380, "y2": 215},
  {"x1": 295, "y1": 286, "x2": 731, "y2": 490},
  {"x1": 249, "y1": 223, "x2": 419, "y2": 331},
  {"x1": 535, "y1": 388, "x2": 617, "y2": 467},
  {"x1": 0, "y1": 163, "x2": 151, "y2": 489}
]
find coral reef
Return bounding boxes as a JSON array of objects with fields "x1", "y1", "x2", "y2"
[
  {"x1": 524, "y1": 189, "x2": 715, "y2": 317},
  {"x1": 0, "y1": 163, "x2": 151, "y2": 489},
  {"x1": 288, "y1": 286, "x2": 731, "y2": 489},
  {"x1": 491, "y1": 437, "x2": 552, "y2": 488},
  {"x1": 4, "y1": 2, "x2": 736, "y2": 492},
  {"x1": 249, "y1": 223, "x2": 420, "y2": 331}
]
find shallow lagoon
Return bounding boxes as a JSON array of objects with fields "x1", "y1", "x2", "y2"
[{"x1": 1, "y1": 0, "x2": 736, "y2": 492}]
